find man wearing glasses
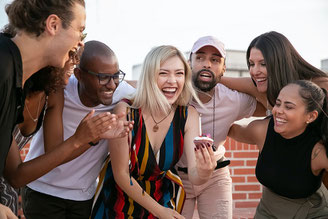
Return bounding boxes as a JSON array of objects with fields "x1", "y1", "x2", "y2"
[{"x1": 23, "y1": 41, "x2": 135, "y2": 219}]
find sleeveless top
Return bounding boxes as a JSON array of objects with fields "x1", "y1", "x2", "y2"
[
  {"x1": 256, "y1": 116, "x2": 322, "y2": 199},
  {"x1": 91, "y1": 105, "x2": 188, "y2": 219}
]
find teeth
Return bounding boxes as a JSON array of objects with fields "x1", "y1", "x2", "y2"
[
  {"x1": 256, "y1": 78, "x2": 266, "y2": 82},
  {"x1": 276, "y1": 118, "x2": 287, "y2": 123},
  {"x1": 104, "y1": 91, "x2": 113, "y2": 95},
  {"x1": 200, "y1": 72, "x2": 211, "y2": 77},
  {"x1": 163, "y1": 88, "x2": 176, "y2": 92}
]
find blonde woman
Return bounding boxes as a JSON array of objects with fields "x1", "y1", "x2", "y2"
[{"x1": 91, "y1": 45, "x2": 216, "y2": 219}]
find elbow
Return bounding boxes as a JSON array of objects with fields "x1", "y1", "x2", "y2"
[
  {"x1": 4, "y1": 175, "x2": 24, "y2": 189},
  {"x1": 112, "y1": 169, "x2": 129, "y2": 188}
]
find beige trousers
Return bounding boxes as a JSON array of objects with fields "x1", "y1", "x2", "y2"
[{"x1": 179, "y1": 166, "x2": 232, "y2": 219}]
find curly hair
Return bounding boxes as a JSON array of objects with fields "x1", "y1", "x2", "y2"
[
  {"x1": 5, "y1": 0, "x2": 85, "y2": 36},
  {"x1": 24, "y1": 67, "x2": 64, "y2": 95}
]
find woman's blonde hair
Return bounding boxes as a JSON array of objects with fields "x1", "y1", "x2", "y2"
[{"x1": 132, "y1": 45, "x2": 201, "y2": 115}]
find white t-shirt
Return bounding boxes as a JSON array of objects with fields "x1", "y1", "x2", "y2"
[
  {"x1": 177, "y1": 83, "x2": 256, "y2": 167},
  {"x1": 25, "y1": 75, "x2": 135, "y2": 200}
]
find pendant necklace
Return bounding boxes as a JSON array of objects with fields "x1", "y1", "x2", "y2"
[
  {"x1": 150, "y1": 110, "x2": 172, "y2": 132},
  {"x1": 25, "y1": 94, "x2": 42, "y2": 123}
]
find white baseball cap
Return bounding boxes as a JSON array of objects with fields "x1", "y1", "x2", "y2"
[{"x1": 191, "y1": 36, "x2": 226, "y2": 58}]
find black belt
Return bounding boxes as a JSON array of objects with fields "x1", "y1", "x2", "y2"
[{"x1": 177, "y1": 159, "x2": 230, "y2": 174}]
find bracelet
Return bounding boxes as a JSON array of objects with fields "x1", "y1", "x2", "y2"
[{"x1": 88, "y1": 141, "x2": 99, "y2": 147}]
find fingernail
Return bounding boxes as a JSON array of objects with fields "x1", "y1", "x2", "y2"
[
  {"x1": 194, "y1": 147, "x2": 197, "y2": 151},
  {"x1": 202, "y1": 144, "x2": 205, "y2": 148}
]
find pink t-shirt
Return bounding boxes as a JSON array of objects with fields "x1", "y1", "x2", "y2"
[{"x1": 177, "y1": 83, "x2": 256, "y2": 167}]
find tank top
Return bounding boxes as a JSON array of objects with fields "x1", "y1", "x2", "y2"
[{"x1": 256, "y1": 117, "x2": 322, "y2": 199}]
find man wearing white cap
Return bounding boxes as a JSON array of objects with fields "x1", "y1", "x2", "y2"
[{"x1": 176, "y1": 36, "x2": 265, "y2": 218}]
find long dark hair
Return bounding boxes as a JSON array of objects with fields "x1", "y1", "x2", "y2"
[
  {"x1": 292, "y1": 80, "x2": 328, "y2": 156},
  {"x1": 246, "y1": 31, "x2": 327, "y2": 106}
]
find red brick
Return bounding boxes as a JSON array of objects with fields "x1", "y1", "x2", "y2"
[
  {"x1": 243, "y1": 144, "x2": 249, "y2": 150},
  {"x1": 231, "y1": 176, "x2": 245, "y2": 183},
  {"x1": 237, "y1": 142, "x2": 243, "y2": 150},
  {"x1": 228, "y1": 138, "x2": 235, "y2": 146},
  {"x1": 234, "y1": 168, "x2": 255, "y2": 175},
  {"x1": 232, "y1": 193, "x2": 247, "y2": 200},
  {"x1": 235, "y1": 201, "x2": 259, "y2": 208},
  {"x1": 224, "y1": 138, "x2": 230, "y2": 149},
  {"x1": 247, "y1": 176, "x2": 259, "y2": 183},
  {"x1": 233, "y1": 151, "x2": 258, "y2": 158},
  {"x1": 225, "y1": 152, "x2": 232, "y2": 158},
  {"x1": 230, "y1": 160, "x2": 244, "y2": 166},
  {"x1": 234, "y1": 184, "x2": 261, "y2": 191},
  {"x1": 246, "y1": 160, "x2": 257, "y2": 166},
  {"x1": 248, "y1": 192, "x2": 262, "y2": 199}
]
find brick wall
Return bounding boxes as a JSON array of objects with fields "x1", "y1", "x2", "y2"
[
  {"x1": 224, "y1": 137, "x2": 260, "y2": 218},
  {"x1": 19, "y1": 138, "x2": 261, "y2": 218}
]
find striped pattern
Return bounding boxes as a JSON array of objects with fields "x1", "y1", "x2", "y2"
[{"x1": 91, "y1": 106, "x2": 188, "y2": 218}]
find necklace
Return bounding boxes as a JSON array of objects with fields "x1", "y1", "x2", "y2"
[
  {"x1": 150, "y1": 110, "x2": 172, "y2": 132},
  {"x1": 212, "y1": 90, "x2": 216, "y2": 149},
  {"x1": 25, "y1": 94, "x2": 42, "y2": 123},
  {"x1": 266, "y1": 100, "x2": 272, "y2": 116}
]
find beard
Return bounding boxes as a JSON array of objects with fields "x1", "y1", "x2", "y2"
[{"x1": 192, "y1": 69, "x2": 217, "y2": 92}]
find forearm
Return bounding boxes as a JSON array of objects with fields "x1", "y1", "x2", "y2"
[
  {"x1": 114, "y1": 171, "x2": 164, "y2": 217},
  {"x1": 228, "y1": 124, "x2": 256, "y2": 144},
  {"x1": 49, "y1": 141, "x2": 91, "y2": 165},
  {"x1": 5, "y1": 136, "x2": 83, "y2": 188},
  {"x1": 220, "y1": 77, "x2": 255, "y2": 94}
]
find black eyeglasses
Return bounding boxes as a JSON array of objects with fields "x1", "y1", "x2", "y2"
[{"x1": 79, "y1": 67, "x2": 126, "y2": 85}]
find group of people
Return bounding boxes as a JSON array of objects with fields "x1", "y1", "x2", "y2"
[{"x1": 0, "y1": 0, "x2": 328, "y2": 219}]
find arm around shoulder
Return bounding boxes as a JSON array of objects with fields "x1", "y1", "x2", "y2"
[
  {"x1": 228, "y1": 118, "x2": 269, "y2": 151},
  {"x1": 221, "y1": 76, "x2": 260, "y2": 98}
]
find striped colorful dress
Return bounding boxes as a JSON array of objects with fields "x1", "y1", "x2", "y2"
[{"x1": 91, "y1": 106, "x2": 187, "y2": 218}]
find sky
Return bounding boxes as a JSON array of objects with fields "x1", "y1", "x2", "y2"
[{"x1": 1, "y1": 0, "x2": 328, "y2": 79}]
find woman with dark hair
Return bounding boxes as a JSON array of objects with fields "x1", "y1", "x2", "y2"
[
  {"x1": 228, "y1": 80, "x2": 328, "y2": 218},
  {"x1": 220, "y1": 31, "x2": 328, "y2": 185}
]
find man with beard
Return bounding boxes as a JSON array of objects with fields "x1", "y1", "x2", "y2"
[
  {"x1": 23, "y1": 41, "x2": 135, "y2": 219},
  {"x1": 176, "y1": 36, "x2": 265, "y2": 218}
]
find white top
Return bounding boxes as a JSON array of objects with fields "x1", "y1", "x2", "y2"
[
  {"x1": 177, "y1": 83, "x2": 256, "y2": 167},
  {"x1": 25, "y1": 75, "x2": 135, "y2": 200}
]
